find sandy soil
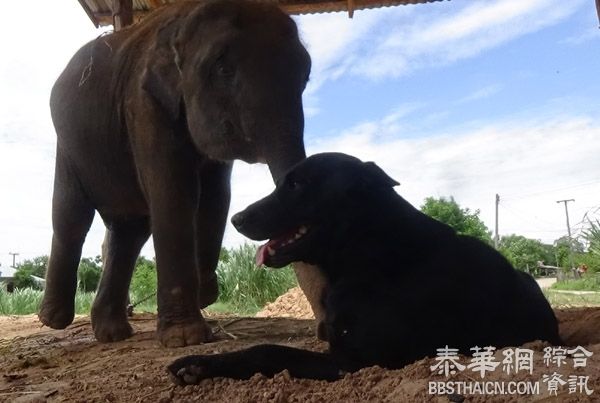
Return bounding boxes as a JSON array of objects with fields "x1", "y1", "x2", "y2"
[{"x1": 1, "y1": 290, "x2": 599, "y2": 402}]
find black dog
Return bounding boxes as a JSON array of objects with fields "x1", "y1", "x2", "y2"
[{"x1": 169, "y1": 152, "x2": 561, "y2": 383}]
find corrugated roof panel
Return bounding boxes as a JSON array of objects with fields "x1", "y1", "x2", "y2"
[{"x1": 80, "y1": 0, "x2": 446, "y2": 27}]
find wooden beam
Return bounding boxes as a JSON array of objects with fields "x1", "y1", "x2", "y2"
[
  {"x1": 89, "y1": 0, "x2": 447, "y2": 27},
  {"x1": 112, "y1": 0, "x2": 134, "y2": 31},
  {"x1": 148, "y1": 0, "x2": 163, "y2": 8},
  {"x1": 77, "y1": 0, "x2": 99, "y2": 28}
]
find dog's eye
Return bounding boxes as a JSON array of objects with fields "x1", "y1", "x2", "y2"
[{"x1": 287, "y1": 178, "x2": 304, "y2": 190}]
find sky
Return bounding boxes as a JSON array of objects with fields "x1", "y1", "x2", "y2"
[{"x1": 0, "y1": 0, "x2": 599, "y2": 275}]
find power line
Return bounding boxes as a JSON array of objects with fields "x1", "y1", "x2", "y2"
[
  {"x1": 499, "y1": 203, "x2": 561, "y2": 232},
  {"x1": 502, "y1": 180, "x2": 600, "y2": 201}
]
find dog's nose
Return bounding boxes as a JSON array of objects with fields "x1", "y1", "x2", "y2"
[{"x1": 231, "y1": 212, "x2": 246, "y2": 230}]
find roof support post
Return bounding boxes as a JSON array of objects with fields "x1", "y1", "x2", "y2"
[
  {"x1": 112, "y1": 0, "x2": 134, "y2": 31},
  {"x1": 347, "y1": 0, "x2": 355, "y2": 18}
]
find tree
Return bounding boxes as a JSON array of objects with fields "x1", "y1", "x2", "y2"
[
  {"x1": 13, "y1": 268, "x2": 40, "y2": 289},
  {"x1": 78, "y1": 256, "x2": 102, "y2": 292},
  {"x1": 554, "y1": 236, "x2": 585, "y2": 268},
  {"x1": 420, "y1": 196, "x2": 493, "y2": 244},
  {"x1": 12, "y1": 256, "x2": 48, "y2": 289},
  {"x1": 130, "y1": 256, "x2": 157, "y2": 301},
  {"x1": 498, "y1": 235, "x2": 555, "y2": 272},
  {"x1": 15, "y1": 256, "x2": 48, "y2": 277}
]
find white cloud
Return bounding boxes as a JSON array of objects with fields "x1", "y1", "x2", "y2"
[
  {"x1": 295, "y1": 10, "x2": 387, "y2": 93},
  {"x1": 294, "y1": 0, "x2": 585, "y2": 87},
  {"x1": 559, "y1": 28, "x2": 600, "y2": 45},
  {"x1": 221, "y1": 110, "x2": 600, "y2": 250},
  {"x1": 354, "y1": 0, "x2": 584, "y2": 78},
  {"x1": 3, "y1": 106, "x2": 598, "y2": 271},
  {"x1": 457, "y1": 84, "x2": 503, "y2": 104},
  {"x1": 0, "y1": 0, "x2": 594, "y2": 271}
]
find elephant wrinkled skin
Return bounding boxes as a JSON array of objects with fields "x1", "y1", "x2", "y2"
[{"x1": 39, "y1": 0, "x2": 313, "y2": 347}]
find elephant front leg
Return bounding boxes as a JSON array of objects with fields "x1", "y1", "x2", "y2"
[
  {"x1": 293, "y1": 262, "x2": 328, "y2": 340},
  {"x1": 195, "y1": 160, "x2": 233, "y2": 308},
  {"x1": 149, "y1": 175, "x2": 212, "y2": 347}
]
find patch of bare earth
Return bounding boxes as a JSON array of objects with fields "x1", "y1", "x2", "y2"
[{"x1": 0, "y1": 288, "x2": 599, "y2": 402}]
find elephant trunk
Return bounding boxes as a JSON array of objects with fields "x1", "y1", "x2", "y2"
[
  {"x1": 267, "y1": 144, "x2": 306, "y2": 183},
  {"x1": 266, "y1": 139, "x2": 306, "y2": 182}
]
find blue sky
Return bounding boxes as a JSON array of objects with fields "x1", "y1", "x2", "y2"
[{"x1": 0, "y1": 0, "x2": 599, "y2": 274}]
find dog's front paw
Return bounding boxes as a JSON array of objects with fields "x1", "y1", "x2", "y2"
[{"x1": 168, "y1": 355, "x2": 213, "y2": 385}]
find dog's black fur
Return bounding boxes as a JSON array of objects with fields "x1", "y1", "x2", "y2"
[{"x1": 169, "y1": 152, "x2": 561, "y2": 383}]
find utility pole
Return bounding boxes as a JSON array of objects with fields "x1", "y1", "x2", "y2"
[
  {"x1": 494, "y1": 194, "x2": 500, "y2": 249},
  {"x1": 556, "y1": 199, "x2": 575, "y2": 269},
  {"x1": 9, "y1": 252, "x2": 19, "y2": 268}
]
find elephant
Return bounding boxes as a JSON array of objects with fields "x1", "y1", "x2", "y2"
[{"x1": 39, "y1": 0, "x2": 319, "y2": 347}]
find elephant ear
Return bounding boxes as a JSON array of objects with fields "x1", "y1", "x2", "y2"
[
  {"x1": 142, "y1": 20, "x2": 183, "y2": 120},
  {"x1": 361, "y1": 161, "x2": 400, "y2": 188}
]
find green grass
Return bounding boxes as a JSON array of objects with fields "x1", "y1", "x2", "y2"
[
  {"x1": 550, "y1": 273, "x2": 600, "y2": 292},
  {"x1": 0, "y1": 288, "x2": 96, "y2": 315},
  {"x1": 0, "y1": 244, "x2": 297, "y2": 316},
  {"x1": 0, "y1": 288, "x2": 43, "y2": 315},
  {"x1": 215, "y1": 244, "x2": 297, "y2": 315},
  {"x1": 543, "y1": 289, "x2": 600, "y2": 307}
]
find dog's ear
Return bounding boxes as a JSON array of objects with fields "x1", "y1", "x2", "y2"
[
  {"x1": 362, "y1": 161, "x2": 400, "y2": 188},
  {"x1": 142, "y1": 20, "x2": 183, "y2": 120}
]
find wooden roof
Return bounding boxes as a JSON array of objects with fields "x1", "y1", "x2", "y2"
[{"x1": 78, "y1": 0, "x2": 445, "y2": 27}]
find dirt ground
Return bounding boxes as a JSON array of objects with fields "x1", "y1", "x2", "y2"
[{"x1": 1, "y1": 289, "x2": 600, "y2": 402}]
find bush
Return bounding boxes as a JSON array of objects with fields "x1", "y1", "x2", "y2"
[
  {"x1": 129, "y1": 256, "x2": 158, "y2": 312},
  {"x1": 0, "y1": 288, "x2": 42, "y2": 314},
  {"x1": 15, "y1": 256, "x2": 48, "y2": 277},
  {"x1": 12, "y1": 256, "x2": 48, "y2": 289},
  {"x1": 550, "y1": 273, "x2": 600, "y2": 291},
  {"x1": 0, "y1": 247, "x2": 298, "y2": 316},
  {"x1": 0, "y1": 288, "x2": 96, "y2": 315},
  {"x1": 216, "y1": 244, "x2": 297, "y2": 314},
  {"x1": 78, "y1": 256, "x2": 102, "y2": 292},
  {"x1": 13, "y1": 269, "x2": 42, "y2": 290}
]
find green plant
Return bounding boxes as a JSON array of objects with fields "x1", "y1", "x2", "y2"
[
  {"x1": 553, "y1": 236, "x2": 585, "y2": 269},
  {"x1": 13, "y1": 269, "x2": 41, "y2": 290},
  {"x1": 420, "y1": 196, "x2": 492, "y2": 244},
  {"x1": 544, "y1": 289, "x2": 600, "y2": 307},
  {"x1": 550, "y1": 273, "x2": 600, "y2": 292},
  {"x1": 129, "y1": 256, "x2": 158, "y2": 312},
  {"x1": 78, "y1": 256, "x2": 102, "y2": 292},
  {"x1": 216, "y1": 244, "x2": 297, "y2": 314},
  {"x1": 0, "y1": 288, "x2": 42, "y2": 314},
  {"x1": 15, "y1": 256, "x2": 48, "y2": 277},
  {"x1": 582, "y1": 219, "x2": 600, "y2": 259},
  {"x1": 498, "y1": 235, "x2": 555, "y2": 272},
  {"x1": 0, "y1": 288, "x2": 96, "y2": 315},
  {"x1": 0, "y1": 247, "x2": 298, "y2": 316},
  {"x1": 12, "y1": 256, "x2": 49, "y2": 289}
]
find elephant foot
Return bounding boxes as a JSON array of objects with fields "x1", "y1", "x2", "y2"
[
  {"x1": 157, "y1": 317, "x2": 213, "y2": 348},
  {"x1": 38, "y1": 298, "x2": 75, "y2": 329},
  {"x1": 198, "y1": 271, "x2": 219, "y2": 308},
  {"x1": 91, "y1": 308, "x2": 133, "y2": 342}
]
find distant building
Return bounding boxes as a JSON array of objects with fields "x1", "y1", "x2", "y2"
[{"x1": 0, "y1": 272, "x2": 15, "y2": 293}]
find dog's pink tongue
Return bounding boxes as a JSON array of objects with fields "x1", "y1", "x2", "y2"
[{"x1": 256, "y1": 243, "x2": 269, "y2": 266}]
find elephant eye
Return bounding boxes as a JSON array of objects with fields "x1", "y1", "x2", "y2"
[{"x1": 215, "y1": 58, "x2": 234, "y2": 78}]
